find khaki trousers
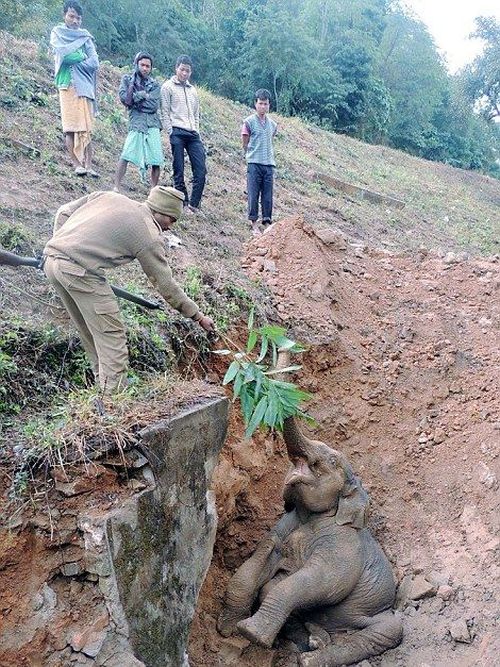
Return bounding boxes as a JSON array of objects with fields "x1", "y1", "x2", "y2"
[{"x1": 44, "y1": 256, "x2": 128, "y2": 392}]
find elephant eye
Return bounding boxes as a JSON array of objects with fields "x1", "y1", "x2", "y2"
[{"x1": 310, "y1": 460, "x2": 322, "y2": 477}]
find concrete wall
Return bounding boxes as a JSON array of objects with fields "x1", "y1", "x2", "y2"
[
  {"x1": 0, "y1": 396, "x2": 229, "y2": 667},
  {"x1": 108, "y1": 397, "x2": 229, "y2": 666}
]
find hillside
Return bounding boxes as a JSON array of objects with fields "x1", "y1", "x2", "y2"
[{"x1": 0, "y1": 32, "x2": 499, "y2": 667}]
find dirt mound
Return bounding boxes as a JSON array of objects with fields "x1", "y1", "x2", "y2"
[{"x1": 190, "y1": 217, "x2": 499, "y2": 666}]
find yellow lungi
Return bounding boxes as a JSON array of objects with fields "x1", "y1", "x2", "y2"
[
  {"x1": 44, "y1": 255, "x2": 128, "y2": 393},
  {"x1": 59, "y1": 86, "x2": 93, "y2": 165}
]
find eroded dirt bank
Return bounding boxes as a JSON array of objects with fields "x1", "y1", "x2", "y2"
[{"x1": 190, "y1": 217, "x2": 499, "y2": 666}]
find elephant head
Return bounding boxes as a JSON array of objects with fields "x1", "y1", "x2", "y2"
[{"x1": 282, "y1": 416, "x2": 369, "y2": 527}]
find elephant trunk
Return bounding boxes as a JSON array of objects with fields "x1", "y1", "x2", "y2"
[
  {"x1": 276, "y1": 350, "x2": 315, "y2": 461},
  {"x1": 283, "y1": 416, "x2": 315, "y2": 460}
]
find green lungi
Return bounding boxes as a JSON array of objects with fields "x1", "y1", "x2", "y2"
[{"x1": 121, "y1": 127, "x2": 164, "y2": 181}]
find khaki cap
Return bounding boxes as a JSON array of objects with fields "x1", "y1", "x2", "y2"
[{"x1": 146, "y1": 186, "x2": 184, "y2": 220}]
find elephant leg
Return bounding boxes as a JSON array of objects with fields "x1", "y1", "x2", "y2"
[
  {"x1": 237, "y1": 565, "x2": 334, "y2": 649},
  {"x1": 218, "y1": 534, "x2": 281, "y2": 637},
  {"x1": 299, "y1": 611, "x2": 403, "y2": 667}
]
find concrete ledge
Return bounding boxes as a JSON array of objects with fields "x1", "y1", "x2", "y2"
[{"x1": 311, "y1": 171, "x2": 406, "y2": 209}]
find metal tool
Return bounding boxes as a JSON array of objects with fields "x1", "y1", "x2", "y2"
[{"x1": 0, "y1": 247, "x2": 161, "y2": 310}]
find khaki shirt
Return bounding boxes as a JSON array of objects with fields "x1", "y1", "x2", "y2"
[{"x1": 44, "y1": 191, "x2": 199, "y2": 318}]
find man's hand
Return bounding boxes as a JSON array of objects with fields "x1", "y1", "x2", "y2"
[
  {"x1": 192, "y1": 311, "x2": 215, "y2": 332},
  {"x1": 198, "y1": 315, "x2": 215, "y2": 332}
]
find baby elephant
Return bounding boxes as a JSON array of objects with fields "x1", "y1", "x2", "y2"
[{"x1": 218, "y1": 417, "x2": 402, "y2": 666}]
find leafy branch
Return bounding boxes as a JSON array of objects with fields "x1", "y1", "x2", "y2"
[{"x1": 215, "y1": 311, "x2": 312, "y2": 438}]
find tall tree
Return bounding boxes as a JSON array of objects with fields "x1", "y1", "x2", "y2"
[
  {"x1": 378, "y1": 8, "x2": 448, "y2": 154},
  {"x1": 461, "y1": 16, "x2": 500, "y2": 121}
]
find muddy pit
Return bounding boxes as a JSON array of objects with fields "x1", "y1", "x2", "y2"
[
  {"x1": 189, "y1": 217, "x2": 499, "y2": 666},
  {"x1": 1, "y1": 216, "x2": 499, "y2": 666}
]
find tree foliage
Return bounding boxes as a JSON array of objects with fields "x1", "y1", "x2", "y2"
[
  {"x1": 461, "y1": 16, "x2": 500, "y2": 122},
  {"x1": 2, "y1": 0, "x2": 499, "y2": 176}
]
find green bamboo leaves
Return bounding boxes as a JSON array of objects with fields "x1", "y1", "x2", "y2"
[{"x1": 216, "y1": 316, "x2": 311, "y2": 438}]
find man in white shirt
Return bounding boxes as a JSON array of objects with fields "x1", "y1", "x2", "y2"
[{"x1": 160, "y1": 55, "x2": 207, "y2": 213}]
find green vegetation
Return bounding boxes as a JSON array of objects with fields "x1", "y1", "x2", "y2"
[
  {"x1": 6, "y1": 386, "x2": 126, "y2": 500},
  {"x1": 4, "y1": 371, "x2": 190, "y2": 500},
  {"x1": 0, "y1": 319, "x2": 90, "y2": 418},
  {"x1": 181, "y1": 268, "x2": 254, "y2": 333},
  {"x1": 2, "y1": 0, "x2": 498, "y2": 176},
  {"x1": 461, "y1": 17, "x2": 500, "y2": 124},
  {"x1": 217, "y1": 312, "x2": 312, "y2": 438},
  {"x1": 0, "y1": 221, "x2": 33, "y2": 252}
]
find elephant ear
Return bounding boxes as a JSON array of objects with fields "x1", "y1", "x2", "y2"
[{"x1": 335, "y1": 467, "x2": 369, "y2": 529}]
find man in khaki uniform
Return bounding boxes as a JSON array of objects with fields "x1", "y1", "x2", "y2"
[{"x1": 44, "y1": 186, "x2": 214, "y2": 392}]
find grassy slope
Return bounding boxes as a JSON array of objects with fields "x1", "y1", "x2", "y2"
[{"x1": 0, "y1": 30, "x2": 499, "y2": 426}]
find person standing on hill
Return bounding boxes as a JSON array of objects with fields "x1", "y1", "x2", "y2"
[
  {"x1": 114, "y1": 52, "x2": 164, "y2": 191},
  {"x1": 242, "y1": 89, "x2": 278, "y2": 236},
  {"x1": 160, "y1": 56, "x2": 207, "y2": 214},
  {"x1": 43, "y1": 186, "x2": 214, "y2": 393},
  {"x1": 50, "y1": 0, "x2": 100, "y2": 177}
]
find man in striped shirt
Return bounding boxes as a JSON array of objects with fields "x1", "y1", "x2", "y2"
[
  {"x1": 160, "y1": 55, "x2": 207, "y2": 214},
  {"x1": 242, "y1": 89, "x2": 278, "y2": 236}
]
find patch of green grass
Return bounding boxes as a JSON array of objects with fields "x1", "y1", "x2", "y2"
[
  {"x1": 0, "y1": 320, "x2": 92, "y2": 418},
  {"x1": 0, "y1": 220, "x2": 33, "y2": 251},
  {"x1": 184, "y1": 266, "x2": 203, "y2": 300}
]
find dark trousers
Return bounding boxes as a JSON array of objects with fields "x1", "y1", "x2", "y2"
[
  {"x1": 247, "y1": 163, "x2": 274, "y2": 222},
  {"x1": 170, "y1": 127, "x2": 206, "y2": 208}
]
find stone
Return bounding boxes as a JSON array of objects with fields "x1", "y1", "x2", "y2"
[
  {"x1": 313, "y1": 228, "x2": 348, "y2": 249},
  {"x1": 428, "y1": 597, "x2": 444, "y2": 613},
  {"x1": 75, "y1": 656, "x2": 94, "y2": 666},
  {"x1": 449, "y1": 619, "x2": 471, "y2": 643},
  {"x1": 408, "y1": 575, "x2": 437, "y2": 600},
  {"x1": 61, "y1": 562, "x2": 82, "y2": 577},
  {"x1": 82, "y1": 630, "x2": 108, "y2": 658},
  {"x1": 475, "y1": 462, "x2": 498, "y2": 490},
  {"x1": 263, "y1": 259, "x2": 277, "y2": 273},
  {"x1": 69, "y1": 611, "x2": 110, "y2": 652},
  {"x1": 55, "y1": 477, "x2": 97, "y2": 497},
  {"x1": 218, "y1": 636, "x2": 251, "y2": 663},
  {"x1": 433, "y1": 428, "x2": 446, "y2": 444},
  {"x1": 32, "y1": 583, "x2": 57, "y2": 613},
  {"x1": 427, "y1": 570, "x2": 450, "y2": 587},
  {"x1": 85, "y1": 552, "x2": 112, "y2": 577},
  {"x1": 115, "y1": 398, "x2": 229, "y2": 667},
  {"x1": 437, "y1": 585, "x2": 455, "y2": 601},
  {"x1": 126, "y1": 478, "x2": 148, "y2": 491},
  {"x1": 433, "y1": 386, "x2": 449, "y2": 400},
  {"x1": 395, "y1": 575, "x2": 412, "y2": 609},
  {"x1": 443, "y1": 252, "x2": 457, "y2": 265}
]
